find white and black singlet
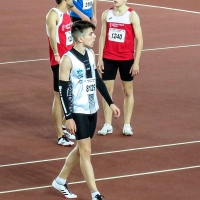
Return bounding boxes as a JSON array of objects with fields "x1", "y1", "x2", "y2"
[{"x1": 66, "y1": 48, "x2": 99, "y2": 114}]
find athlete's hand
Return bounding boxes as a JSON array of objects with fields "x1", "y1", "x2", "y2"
[
  {"x1": 65, "y1": 119, "x2": 77, "y2": 135},
  {"x1": 130, "y1": 63, "x2": 139, "y2": 76},
  {"x1": 110, "y1": 104, "x2": 120, "y2": 118},
  {"x1": 55, "y1": 54, "x2": 61, "y2": 63},
  {"x1": 98, "y1": 59, "x2": 104, "y2": 73}
]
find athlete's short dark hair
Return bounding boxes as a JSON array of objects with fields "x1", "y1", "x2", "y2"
[
  {"x1": 71, "y1": 20, "x2": 96, "y2": 41},
  {"x1": 55, "y1": 0, "x2": 62, "y2": 4}
]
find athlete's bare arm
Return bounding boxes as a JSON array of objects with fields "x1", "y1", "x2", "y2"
[
  {"x1": 59, "y1": 55, "x2": 72, "y2": 81},
  {"x1": 46, "y1": 10, "x2": 60, "y2": 63},
  {"x1": 129, "y1": 11, "x2": 143, "y2": 76},
  {"x1": 70, "y1": 6, "x2": 90, "y2": 21},
  {"x1": 68, "y1": 0, "x2": 94, "y2": 22},
  {"x1": 91, "y1": 0, "x2": 97, "y2": 25},
  {"x1": 98, "y1": 10, "x2": 109, "y2": 73}
]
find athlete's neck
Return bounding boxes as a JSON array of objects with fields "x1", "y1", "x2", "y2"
[
  {"x1": 57, "y1": 4, "x2": 68, "y2": 13},
  {"x1": 113, "y1": 5, "x2": 128, "y2": 16},
  {"x1": 73, "y1": 45, "x2": 86, "y2": 55}
]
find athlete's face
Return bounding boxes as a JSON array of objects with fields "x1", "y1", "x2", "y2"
[
  {"x1": 66, "y1": 0, "x2": 74, "y2": 9},
  {"x1": 82, "y1": 28, "x2": 96, "y2": 48},
  {"x1": 113, "y1": 0, "x2": 126, "y2": 7}
]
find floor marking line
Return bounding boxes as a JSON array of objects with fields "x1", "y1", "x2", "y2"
[
  {"x1": 142, "y1": 44, "x2": 200, "y2": 52},
  {"x1": 0, "y1": 140, "x2": 199, "y2": 168},
  {"x1": 100, "y1": 0, "x2": 200, "y2": 14},
  {"x1": 0, "y1": 165, "x2": 199, "y2": 194},
  {"x1": 0, "y1": 58, "x2": 49, "y2": 65},
  {"x1": 1, "y1": 44, "x2": 200, "y2": 65}
]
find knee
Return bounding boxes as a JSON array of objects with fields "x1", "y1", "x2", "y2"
[
  {"x1": 79, "y1": 147, "x2": 91, "y2": 159},
  {"x1": 123, "y1": 88, "x2": 133, "y2": 98}
]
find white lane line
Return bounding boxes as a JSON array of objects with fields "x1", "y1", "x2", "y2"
[
  {"x1": 100, "y1": 0, "x2": 200, "y2": 14},
  {"x1": 142, "y1": 44, "x2": 200, "y2": 51},
  {"x1": 1, "y1": 44, "x2": 200, "y2": 65},
  {"x1": 0, "y1": 58, "x2": 49, "y2": 65},
  {"x1": 0, "y1": 140, "x2": 199, "y2": 168},
  {"x1": 0, "y1": 165, "x2": 199, "y2": 194}
]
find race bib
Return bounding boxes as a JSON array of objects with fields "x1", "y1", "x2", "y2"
[
  {"x1": 82, "y1": 78, "x2": 96, "y2": 95},
  {"x1": 65, "y1": 31, "x2": 73, "y2": 45},
  {"x1": 108, "y1": 28, "x2": 126, "y2": 43},
  {"x1": 83, "y1": 0, "x2": 93, "y2": 10}
]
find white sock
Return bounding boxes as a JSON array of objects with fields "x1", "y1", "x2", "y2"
[
  {"x1": 55, "y1": 176, "x2": 66, "y2": 185},
  {"x1": 91, "y1": 191, "x2": 100, "y2": 199},
  {"x1": 124, "y1": 124, "x2": 130, "y2": 127}
]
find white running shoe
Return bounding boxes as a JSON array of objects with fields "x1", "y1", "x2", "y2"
[
  {"x1": 62, "y1": 126, "x2": 76, "y2": 140},
  {"x1": 52, "y1": 180, "x2": 77, "y2": 199},
  {"x1": 57, "y1": 135, "x2": 74, "y2": 146},
  {"x1": 92, "y1": 194, "x2": 105, "y2": 200},
  {"x1": 98, "y1": 123, "x2": 113, "y2": 136},
  {"x1": 123, "y1": 124, "x2": 133, "y2": 136}
]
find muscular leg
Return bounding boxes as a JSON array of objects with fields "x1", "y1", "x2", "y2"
[
  {"x1": 121, "y1": 81, "x2": 134, "y2": 124},
  {"x1": 62, "y1": 117, "x2": 66, "y2": 127},
  {"x1": 77, "y1": 137, "x2": 97, "y2": 192},
  {"x1": 102, "y1": 80, "x2": 115, "y2": 125},
  {"x1": 58, "y1": 145, "x2": 80, "y2": 179},
  {"x1": 52, "y1": 92, "x2": 64, "y2": 138}
]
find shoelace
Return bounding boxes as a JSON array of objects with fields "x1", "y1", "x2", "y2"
[{"x1": 63, "y1": 183, "x2": 72, "y2": 194}]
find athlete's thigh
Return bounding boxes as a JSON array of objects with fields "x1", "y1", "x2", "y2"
[
  {"x1": 102, "y1": 58, "x2": 118, "y2": 81},
  {"x1": 118, "y1": 59, "x2": 134, "y2": 81}
]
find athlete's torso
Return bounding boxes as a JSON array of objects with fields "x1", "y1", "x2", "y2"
[
  {"x1": 70, "y1": 0, "x2": 94, "y2": 18},
  {"x1": 66, "y1": 48, "x2": 99, "y2": 114},
  {"x1": 46, "y1": 8, "x2": 73, "y2": 66},
  {"x1": 103, "y1": 7, "x2": 135, "y2": 60}
]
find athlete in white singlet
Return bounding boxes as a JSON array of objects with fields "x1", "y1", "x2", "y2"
[{"x1": 52, "y1": 20, "x2": 120, "y2": 200}]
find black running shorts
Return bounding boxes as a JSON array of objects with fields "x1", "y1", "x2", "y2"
[
  {"x1": 102, "y1": 58, "x2": 134, "y2": 81},
  {"x1": 51, "y1": 65, "x2": 59, "y2": 92},
  {"x1": 72, "y1": 112, "x2": 97, "y2": 140}
]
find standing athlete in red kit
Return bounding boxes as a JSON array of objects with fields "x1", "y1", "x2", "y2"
[
  {"x1": 46, "y1": 0, "x2": 90, "y2": 146},
  {"x1": 98, "y1": 0, "x2": 143, "y2": 136}
]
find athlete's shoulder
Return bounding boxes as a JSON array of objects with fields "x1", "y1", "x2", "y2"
[
  {"x1": 60, "y1": 53, "x2": 73, "y2": 69},
  {"x1": 129, "y1": 10, "x2": 141, "y2": 25},
  {"x1": 46, "y1": 8, "x2": 59, "y2": 20},
  {"x1": 130, "y1": 10, "x2": 140, "y2": 19},
  {"x1": 102, "y1": 9, "x2": 110, "y2": 17},
  {"x1": 127, "y1": 7, "x2": 134, "y2": 12}
]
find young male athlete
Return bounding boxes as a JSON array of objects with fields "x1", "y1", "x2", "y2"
[
  {"x1": 70, "y1": 0, "x2": 97, "y2": 25},
  {"x1": 98, "y1": 0, "x2": 143, "y2": 136},
  {"x1": 46, "y1": 0, "x2": 91, "y2": 146},
  {"x1": 52, "y1": 20, "x2": 120, "y2": 200}
]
